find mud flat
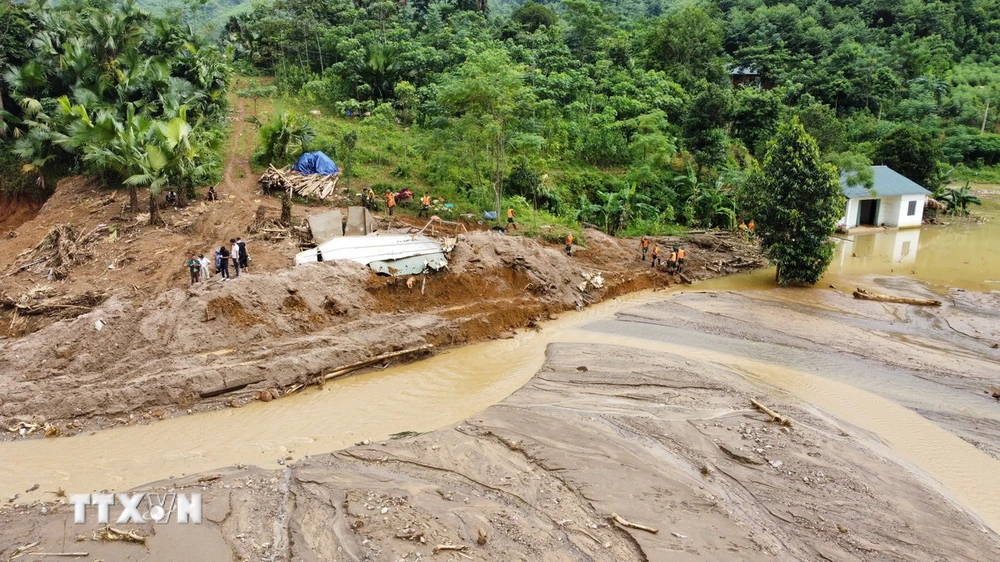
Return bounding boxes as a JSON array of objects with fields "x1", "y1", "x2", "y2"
[{"x1": 4, "y1": 285, "x2": 1000, "y2": 561}]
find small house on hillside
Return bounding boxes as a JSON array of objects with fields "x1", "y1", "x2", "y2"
[{"x1": 839, "y1": 166, "x2": 930, "y2": 231}]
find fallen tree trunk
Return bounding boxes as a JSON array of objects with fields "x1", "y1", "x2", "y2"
[{"x1": 853, "y1": 288, "x2": 941, "y2": 306}]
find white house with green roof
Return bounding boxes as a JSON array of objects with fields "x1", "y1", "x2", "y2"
[{"x1": 838, "y1": 165, "x2": 931, "y2": 231}]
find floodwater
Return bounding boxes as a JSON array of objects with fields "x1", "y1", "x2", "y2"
[{"x1": 2, "y1": 197, "x2": 999, "y2": 531}]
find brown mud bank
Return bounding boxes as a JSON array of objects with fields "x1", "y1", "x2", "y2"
[
  {"x1": 0, "y1": 227, "x2": 760, "y2": 437},
  {"x1": 4, "y1": 330, "x2": 999, "y2": 561}
]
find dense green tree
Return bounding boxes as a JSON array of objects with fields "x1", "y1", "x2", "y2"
[
  {"x1": 437, "y1": 48, "x2": 531, "y2": 218},
  {"x1": 797, "y1": 102, "x2": 845, "y2": 154},
  {"x1": 642, "y1": 4, "x2": 723, "y2": 88},
  {"x1": 873, "y1": 126, "x2": 942, "y2": 187},
  {"x1": 511, "y1": 1, "x2": 556, "y2": 33},
  {"x1": 740, "y1": 118, "x2": 844, "y2": 286}
]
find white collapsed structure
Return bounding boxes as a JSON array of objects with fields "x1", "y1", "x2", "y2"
[{"x1": 296, "y1": 209, "x2": 451, "y2": 276}]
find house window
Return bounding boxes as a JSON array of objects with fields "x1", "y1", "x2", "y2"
[{"x1": 907, "y1": 200, "x2": 917, "y2": 216}]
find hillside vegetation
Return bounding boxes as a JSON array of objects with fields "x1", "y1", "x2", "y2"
[{"x1": 4, "y1": 0, "x2": 1000, "y2": 236}]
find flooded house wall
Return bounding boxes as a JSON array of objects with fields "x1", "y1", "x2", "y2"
[{"x1": 895, "y1": 194, "x2": 926, "y2": 228}]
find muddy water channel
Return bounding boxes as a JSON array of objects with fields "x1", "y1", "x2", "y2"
[{"x1": 3, "y1": 198, "x2": 1000, "y2": 533}]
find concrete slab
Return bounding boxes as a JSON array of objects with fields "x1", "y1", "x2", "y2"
[
  {"x1": 345, "y1": 206, "x2": 372, "y2": 236},
  {"x1": 308, "y1": 210, "x2": 343, "y2": 243}
]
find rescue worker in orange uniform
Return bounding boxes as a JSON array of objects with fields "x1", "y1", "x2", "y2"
[
  {"x1": 667, "y1": 247, "x2": 678, "y2": 274},
  {"x1": 418, "y1": 193, "x2": 431, "y2": 218},
  {"x1": 650, "y1": 244, "x2": 660, "y2": 268},
  {"x1": 640, "y1": 236, "x2": 649, "y2": 261},
  {"x1": 506, "y1": 207, "x2": 517, "y2": 231},
  {"x1": 676, "y1": 246, "x2": 687, "y2": 273},
  {"x1": 566, "y1": 233, "x2": 574, "y2": 256},
  {"x1": 385, "y1": 191, "x2": 396, "y2": 216}
]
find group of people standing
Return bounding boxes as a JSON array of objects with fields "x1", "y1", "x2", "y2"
[
  {"x1": 186, "y1": 237, "x2": 251, "y2": 285},
  {"x1": 641, "y1": 236, "x2": 687, "y2": 274}
]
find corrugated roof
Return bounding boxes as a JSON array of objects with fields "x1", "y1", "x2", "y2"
[
  {"x1": 294, "y1": 234, "x2": 446, "y2": 271},
  {"x1": 840, "y1": 166, "x2": 931, "y2": 199}
]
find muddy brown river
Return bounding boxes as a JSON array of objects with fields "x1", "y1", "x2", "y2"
[{"x1": 3, "y1": 198, "x2": 999, "y2": 533}]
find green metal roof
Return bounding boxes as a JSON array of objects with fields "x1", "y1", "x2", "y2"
[{"x1": 840, "y1": 166, "x2": 931, "y2": 199}]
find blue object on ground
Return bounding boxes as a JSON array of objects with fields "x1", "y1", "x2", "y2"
[
  {"x1": 483, "y1": 211, "x2": 497, "y2": 220},
  {"x1": 292, "y1": 152, "x2": 340, "y2": 175}
]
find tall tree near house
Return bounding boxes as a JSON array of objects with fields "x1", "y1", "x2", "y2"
[
  {"x1": 739, "y1": 117, "x2": 844, "y2": 286},
  {"x1": 873, "y1": 126, "x2": 942, "y2": 188}
]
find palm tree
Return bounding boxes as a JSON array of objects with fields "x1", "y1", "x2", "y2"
[{"x1": 942, "y1": 182, "x2": 982, "y2": 216}]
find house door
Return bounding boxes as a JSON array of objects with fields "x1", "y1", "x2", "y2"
[{"x1": 858, "y1": 199, "x2": 879, "y2": 226}]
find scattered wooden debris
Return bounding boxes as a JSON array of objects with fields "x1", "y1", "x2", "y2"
[
  {"x1": 432, "y1": 543, "x2": 467, "y2": 554},
  {"x1": 96, "y1": 526, "x2": 145, "y2": 544},
  {"x1": 196, "y1": 474, "x2": 221, "y2": 483},
  {"x1": 751, "y1": 399, "x2": 792, "y2": 427},
  {"x1": 28, "y1": 553, "x2": 89, "y2": 557},
  {"x1": 0, "y1": 290, "x2": 108, "y2": 317},
  {"x1": 10, "y1": 541, "x2": 40, "y2": 558},
  {"x1": 259, "y1": 165, "x2": 339, "y2": 200},
  {"x1": 610, "y1": 512, "x2": 659, "y2": 534},
  {"x1": 853, "y1": 288, "x2": 941, "y2": 306}
]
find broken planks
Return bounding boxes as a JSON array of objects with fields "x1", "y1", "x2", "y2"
[{"x1": 259, "y1": 165, "x2": 340, "y2": 200}]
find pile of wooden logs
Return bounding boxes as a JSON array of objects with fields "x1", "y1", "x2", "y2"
[{"x1": 259, "y1": 165, "x2": 339, "y2": 200}]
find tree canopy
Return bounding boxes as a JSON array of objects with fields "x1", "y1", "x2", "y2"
[{"x1": 740, "y1": 118, "x2": 844, "y2": 286}]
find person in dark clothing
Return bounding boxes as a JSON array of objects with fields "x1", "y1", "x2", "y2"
[
  {"x1": 207, "y1": 186, "x2": 218, "y2": 201},
  {"x1": 237, "y1": 237, "x2": 249, "y2": 270},
  {"x1": 186, "y1": 254, "x2": 201, "y2": 285},
  {"x1": 219, "y1": 246, "x2": 231, "y2": 280}
]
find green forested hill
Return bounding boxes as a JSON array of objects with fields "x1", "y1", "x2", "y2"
[
  {"x1": 4, "y1": 0, "x2": 1000, "y2": 235},
  {"x1": 135, "y1": 0, "x2": 253, "y2": 32}
]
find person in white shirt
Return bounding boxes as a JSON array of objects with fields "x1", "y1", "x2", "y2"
[
  {"x1": 230, "y1": 238, "x2": 241, "y2": 277},
  {"x1": 198, "y1": 254, "x2": 210, "y2": 281}
]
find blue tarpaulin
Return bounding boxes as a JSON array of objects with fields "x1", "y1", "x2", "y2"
[{"x1": 292, "y1": 152, "x2": 340, "y2": 175}]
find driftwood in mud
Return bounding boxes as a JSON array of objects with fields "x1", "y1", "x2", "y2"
[
  {"x1": 97, "y1": 526, "x2": 145, "y2": 544},
  {"x1": 199, "y1": 378, "x2": 265, "y2": 399},
  {"x1": 285, "y1": 344, "x2": 435, "y2": 395},
  {"x1": 432, "y1": 544, "x2": 467, "y2": 553},
  {"x1": 28, "y1": 553, "x2": 89, "y2": 557},
  {"x1": 610, "y1": 512, "x2": 659, "y2": 534},
  {"x1": 320, "y1": 344, "x2": 434, "y2": 382},
  {"x1": 853, "y1": 288, "x2": 941, "y2": 306},
  {"x1": 751, "y1": 399, "x2": 792, "y2": 427}
]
